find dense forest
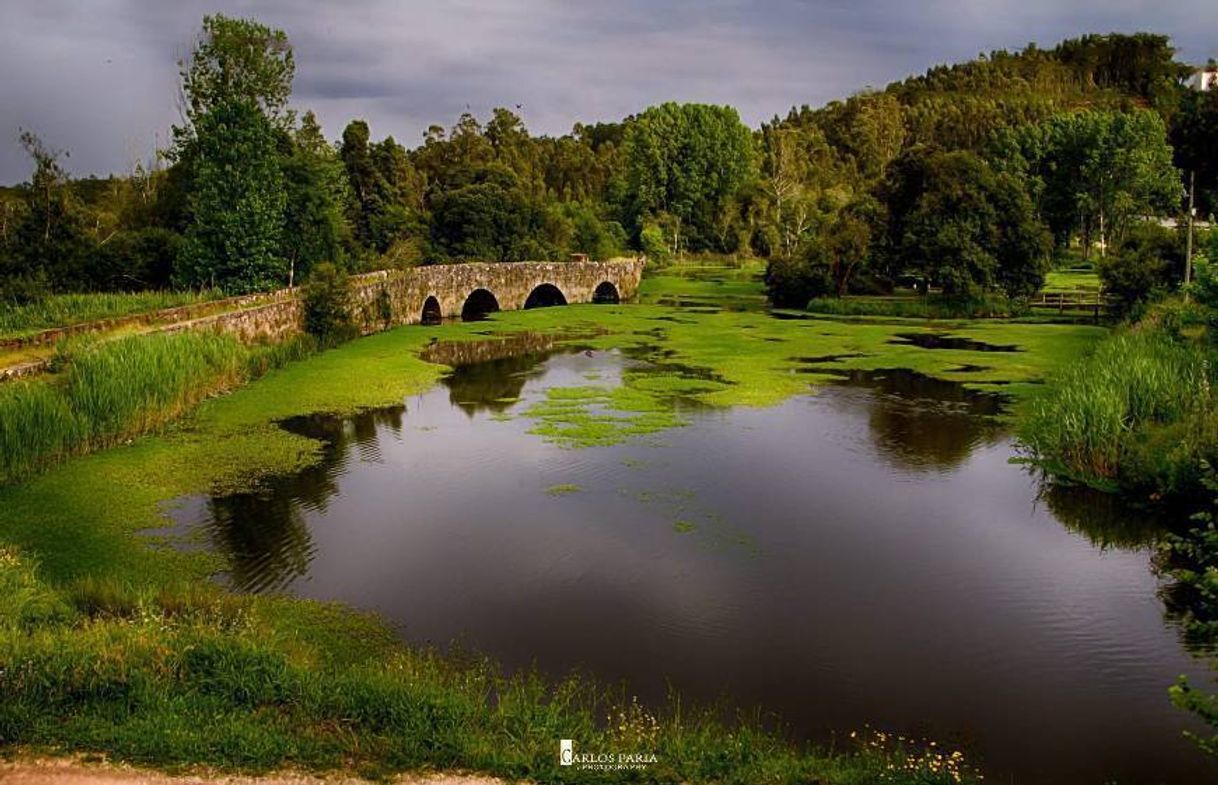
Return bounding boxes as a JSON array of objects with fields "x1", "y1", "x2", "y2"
[{"x1": 0, "y1": 16, "x2": 1214, "y2": 308}]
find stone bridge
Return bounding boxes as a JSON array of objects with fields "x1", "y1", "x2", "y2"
[
  {"x1": 0, "y1": 258, "x2": 646, "y2": 382},
  {"x1": 163, "y1": 257, "x2": 646, "y2": 344},
  {"x1": 350, "y1": 257, "x2": 645, "y2": 328}
]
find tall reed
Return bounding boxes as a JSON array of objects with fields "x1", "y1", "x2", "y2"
[
  {"x1": 0, "y1": 331, "x2": 306, "y2": 484},
  {"x1": 0, "y1": 290, "x2": 222, "y2": 339},
  {"x1": 1019, "y1": 329, "x2": 1215, "y2": 493}
]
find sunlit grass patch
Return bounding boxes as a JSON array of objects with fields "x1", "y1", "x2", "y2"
[{"x1": 0, "y1": 289, "x2": 224, "y2": 341}]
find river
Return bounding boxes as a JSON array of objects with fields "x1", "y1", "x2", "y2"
[{"x1": 168, "y1": 330, "x2": 1213, "y2": 785}]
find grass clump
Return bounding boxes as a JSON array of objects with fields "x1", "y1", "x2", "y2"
[
  {"x1": 0, "y1": 331, "x2": 315, "y2": 484},
  {"x1": 0, "y1": 290, "x2": 223, "y2": 341},
  {"x1": 1019, "y1": 328, "x2": 1217, "y2": 496},
  {"x1": 525, "y1": 383, "x2": 686, "y2": 448}
]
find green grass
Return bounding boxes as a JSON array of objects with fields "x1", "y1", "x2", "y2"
[
  {"x1": 0, "y1": 332, "x2": 314, "y2": 485},
  {"x1": 1019, "y1": 327, "x2": 1217, "y2": 496},
  {"x1": 806, "y1": 294, "x2": 1030, "y2": 319},
  {"x1": 0, "y1": 290, "x2": 223, "y2": 341},
  {"x1": 1042, "y1": 270, "x2": 1102, "y2": 294},
  {"x1": 638, "y1": 259, "x2": 768, "y2": 311},
  {"x1": 0, "y1": 261, "x2": 1102, "y2": 782}
]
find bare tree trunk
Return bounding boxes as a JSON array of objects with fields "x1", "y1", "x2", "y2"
[
  {"x1": 1185, "y1": 170, "x2": 1196, "y2": 301},
  {"x1": 1098, "y1": 207, "x2": 1106, "y2": 259}
]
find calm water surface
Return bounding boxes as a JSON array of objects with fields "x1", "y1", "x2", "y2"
[{"x1": 169, "y1": 338, "x2": 1214, "y2": 785}]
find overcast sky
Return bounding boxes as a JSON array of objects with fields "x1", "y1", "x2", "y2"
[{"x1": 0, "y1": 1, "x2": 1215, "y2": 184}]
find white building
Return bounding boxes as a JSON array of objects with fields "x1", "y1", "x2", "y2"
[{"x1": 1190, "y1": 65, "x2": 1217, "y2": 92}]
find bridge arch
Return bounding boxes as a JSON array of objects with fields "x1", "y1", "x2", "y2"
[
  {"x1": 524, "y1": 283, "x2": 567, "y2": 309},
  {"x1": 592, "y1": 281, "x2": 620, "y2": 304},
  {"x1": 461, "y1": 288, "x2": 500, "y2": 321},
  {"x1": 421, "y1": 295, "x2": 442, "y2": 325}
]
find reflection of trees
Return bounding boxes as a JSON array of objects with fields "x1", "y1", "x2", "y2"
[
  {"x1": 442, "y1": 353, "x2": 550, "y2": 415},
  {"x1": 422, "y1": 332, "x2": 587, "y2": 417},
  {"x1": 1151, "y1": 487, "x2": 1218, "y2": 657},
  {"x1": 1039, "y1": 481, "x2": 1164, "y2": 551},
  {"x1": 829, "y1": 368, "x2": 1006, "y2": 472},
  {"x1": 202, "y1": 408, "x2": 403, "y2": 592}
]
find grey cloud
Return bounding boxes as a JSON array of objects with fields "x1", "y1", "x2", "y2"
[{"x1": 1, "y1": 0, "x2": 1215, "y2": 182}]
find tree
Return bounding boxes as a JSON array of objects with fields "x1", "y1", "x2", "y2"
[
  {"x1": 1172, "y1": 87, "x2": 1218, "y2": 219},
  {"x1": 825, "y1": 196, "x2": 881, "y2": 296},
  {"x1": 1, "y1": 132, "x2": 93, "y2": 300},
  {"x1": 175, "y1": 99, "x2": 287, "y2": 293},
  {"x1": 429, "y1": 168, "x2": 540, "y2": 261},
  {"x1": 179, "y1": 14, "x2": 295, "y2": 130},
  {"x1": 1011, "y1": 111, "x2": 1181, "y2": 257},
  {"x1": 765, "y1": 249, "x2": 833, "y2": 308},
  {"x1": 340, "y1": 120, "x2": 420, "y2": 254},
  {"x1": 281, "y1": 112, "x2": 350, "y2": 282},
  {"x1": 624, "y1": 103, "x2": 755, "y2": 253},
  {"x1": 1099, "y1": 223, "x2": 1184, "y2": 316},
  {"x1": 883, "y1": 149, "x2": 1050, "y2": 299},
  {"x1": 301, "y1": 262, "x2": 355, "y2": 345},
  {"x1": 1053, "y1": 33, "x2": 1189, "y2": 111},
  {"x1": 822, "y1": 91, "x2": 906, "y2": 180},
  {"x1": 547, "y1": 202, "x2": 625, "y2": 260}
]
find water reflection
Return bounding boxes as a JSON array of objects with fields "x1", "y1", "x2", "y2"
[
  {"x1": 200, "y1": 409, "x2": 404, "y2": 592},
  {"x1": 422, "y1": 331, "x2": 591, "y2": 415},
  {"x1": 823, "y1": 367, "x2": 1007, "y2": 472},
  {"x1": 1038, "y1": 481, "x2": 1165, "y2": 551},
  {"x1": 889, "y1": 332, "x2": 1022, "y2": 352}
]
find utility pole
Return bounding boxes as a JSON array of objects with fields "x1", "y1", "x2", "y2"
[{"x1": 1185, "y1": 170, "x2": 1196, "y2": 302}]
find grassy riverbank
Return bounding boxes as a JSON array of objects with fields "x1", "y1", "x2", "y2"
[
  {"x1": 1018, "y1": 299, "x2": 1217, "y2": 500},
  {"x1": 0, "y1": 290, "x2": 223, "y2": 342},
  {"x1": 0, "y1": 264, "x2": 1104, "y2": 783}
]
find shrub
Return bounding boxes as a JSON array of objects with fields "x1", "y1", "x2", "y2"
[
  {"x1": 639, "y1": 223, "x2": 671, "y2": 267},
  {"x1": 1158, "y1": 466, "x2": 1218, "y2": 755},
  {"x1": 1194, "y1": 255, "x2": 1218, "y2": 320},
  {"x1": 301, "y1": 263, "x2": 355, "y2": 345},
  {"x1": 91, "y1": 228, "x2": 181, "y2": 290},
  {"x1": 1099, "y1": 223, "x2": 1183, "y2": 317},
  {"x1": 765, "y1": 254, "x2": 832, "y2": 309}
]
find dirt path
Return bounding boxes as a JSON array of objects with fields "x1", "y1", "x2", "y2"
[{"x1": 0, "y1": 759, "x2": 507, "y2": 785}]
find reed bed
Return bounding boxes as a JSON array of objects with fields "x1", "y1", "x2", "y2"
[
  {"x1": 0, "y1": 290, "x2": 222, "y2": 340},
  {"x1": 1019, "y1": 329, "x2": 1216, "y2": 494},
  {"x1": 0, "y1": 331, "x2": 312, "y2": 484}
]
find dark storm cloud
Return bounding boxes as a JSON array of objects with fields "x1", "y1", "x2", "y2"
[{"x1": 0, "y1": 0, "x2": 1215, "y2": 182}]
